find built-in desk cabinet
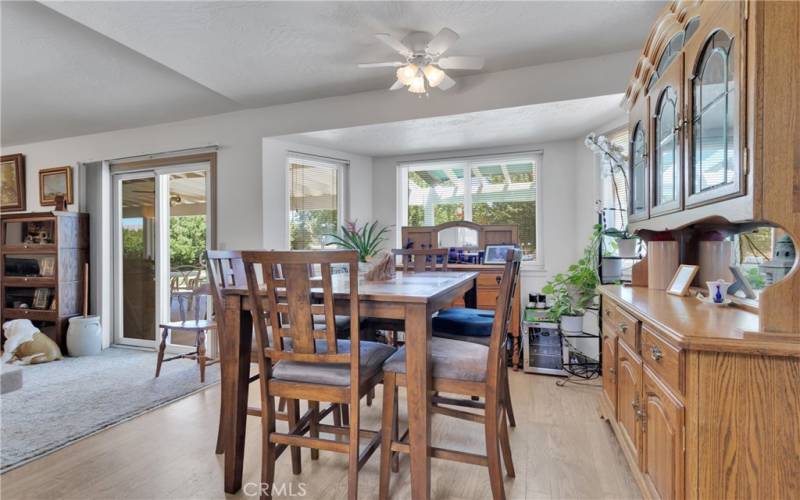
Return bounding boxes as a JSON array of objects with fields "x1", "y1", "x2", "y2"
[{"x1": 598, "y1": 286, "x2": 800, "y2": 500}]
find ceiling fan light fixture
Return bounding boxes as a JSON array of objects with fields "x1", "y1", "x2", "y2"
[
  {"x1": 396, "y1": 64, "x2": 419, "y2": 85},
  {"x1": 408, "y1": 74, "x2": 427, "y2": 94},
  {"x1": 423, "y1": 64, "x2": 445, "y2": 88}
]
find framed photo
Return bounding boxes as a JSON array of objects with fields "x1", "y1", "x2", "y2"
[
  {"x1": 39, "y1": 166, "x2": 73, "y2": 206},
  {"x1": 1, "y1": 153, "x2": 26, "y2": 212},
  {"x1": 32, "y1": 288, "x2": 51, "y2": 309},
  {"x1": 729, "y1": 265, "x2": 757, "y2": 299},
  {"x1": 484, "y1": 244, "x2": 517, "y2": 264},
  {"x1": 39, "y1": 256, "x2": 55, "y2": 277},
  {"x1": 667, "y1": 265, "x2": 699, "y2": 296}
]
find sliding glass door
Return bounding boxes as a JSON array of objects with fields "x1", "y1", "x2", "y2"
[{"x1": 113, "y1": 162, "x2": 212, "y2": 348}]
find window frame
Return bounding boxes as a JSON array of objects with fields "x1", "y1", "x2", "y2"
[
  {"x1": 397, "y1": 151, "x2": 543, "y2": 268},
  {"x1": 285, "y1": 154, "x2": 347, "y2": 250}
]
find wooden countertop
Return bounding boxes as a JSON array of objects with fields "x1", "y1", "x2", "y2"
[{"x1": 599, "y1": 285, "x2": 800, "y2": 357}]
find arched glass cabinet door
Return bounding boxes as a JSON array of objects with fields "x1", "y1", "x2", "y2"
[
  {"x1": 687, "y1": 29, "x2": 742, "y2": 206},
  {"x1": 629, "y1": 120, "x2": 649, "y2": 221},
  {"x1": 650, "y1": 50, "x2": 683, "y2": 216}
]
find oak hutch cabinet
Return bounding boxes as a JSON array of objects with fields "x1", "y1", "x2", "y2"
[{"x1": 601, "y1": 1, "x2": 800, "y2": 498}]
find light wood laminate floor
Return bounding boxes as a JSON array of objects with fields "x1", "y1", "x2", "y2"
[{"x1": 1, "y1": 371, "x2": 639, "y2": 499}]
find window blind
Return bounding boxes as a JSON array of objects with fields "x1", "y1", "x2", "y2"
[
  {"x1": 606, "y1": 128, "x2": 630, "y2": 230},
  {"x1": 288, "y1": 158, "x2": 341, "y2": 250}
]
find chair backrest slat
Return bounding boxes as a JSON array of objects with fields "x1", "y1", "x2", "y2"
[
  {"x1": 206, "y1": 250, "x2": 246, "y2": 331},
  {"x1": 392, "y1": 248, "x2": 449, "y2": 273},
  {"x1": 242, "y1": 250, "x2": 359, "y2": 364},
  {"x1": 486, "y1": 249, "x2": 522, "y2": 387}
]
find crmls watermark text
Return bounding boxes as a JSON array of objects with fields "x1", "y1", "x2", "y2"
[{"x1": 243, "y1": 482, "x2": 308, "y2": 497}]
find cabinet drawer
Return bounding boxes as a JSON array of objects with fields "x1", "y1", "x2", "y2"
[
  {"x1": 477, "y1": 289, "x2": 499, "y2": 308},
  {"x1": 477, "y1": 272, "x2": 503, "y2": 289},
  {"x1": 642, "y1": 325, "x2": 682, "y2": 395},
  {"x1": 603, "y1": 300, "x2": 640, "y2": 352}
]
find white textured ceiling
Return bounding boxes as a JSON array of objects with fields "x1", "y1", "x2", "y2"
[
  {"x1": 281, "y1": 93, "x2": 625, "y2": 157},
  {"x1": 2, "y1": 1, "x2": 663, "y2": 146},
  {"x1": 0, "y1": 1, "x2": 241, "y2": 146}
]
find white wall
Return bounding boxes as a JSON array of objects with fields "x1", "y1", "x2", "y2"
[
  {"x1": 2, "y1": 49, "x2": 636, "y2": 250},
  {"x1": 262, "y1": 138, "x2": 372, "y2": 249},
  {"x1": 1, "y1": 51, "x2": 635, "y2": 342},
  {"x1": 371, "y1": 139, "x2": 588, "y2": 303}
]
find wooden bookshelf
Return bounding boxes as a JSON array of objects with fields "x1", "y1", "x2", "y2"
[{"x1": 1, "y1": 211, "x2": 89, "y2": 350}]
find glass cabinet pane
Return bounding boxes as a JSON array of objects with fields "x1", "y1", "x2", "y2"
[
  {"x1": 630, "y1": 122, "x2": 647, "y2": 215},
  {"x1": 691, "y1": 30, "x2": 736, "y2": 196},
  {"x1": 655, "y1": 88, "x2": 679, "y2": 207}
]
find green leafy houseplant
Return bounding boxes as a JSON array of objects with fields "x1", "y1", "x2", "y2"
[
  {"x1": 325, "y1": 220, "x2": 390, "y2": 263},
  {"x1": 542, "y1": 224, "x2": 602, "y2": 322}
]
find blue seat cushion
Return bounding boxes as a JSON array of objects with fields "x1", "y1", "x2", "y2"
[{"x1": 432, "y1": 307, "x2": 495, "y2": 337}]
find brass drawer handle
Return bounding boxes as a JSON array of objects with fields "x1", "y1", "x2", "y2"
[
  {"x1": 650, "y1": 345, "x2": 663, "y2": 362},
  {"x1": 618, "y1": 323, "x2": 628, "y2": 333}
]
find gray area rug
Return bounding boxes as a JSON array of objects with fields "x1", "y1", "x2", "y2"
[{"x1": 0, "y1": 347, "x2": 219, "y2": 473}]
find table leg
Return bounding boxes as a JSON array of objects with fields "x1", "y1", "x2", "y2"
[
  {"x1": 223, "y1": 294, "x2": 252, "y2": 494},
  {"x1": 464, "y1": 277, "x2": 478, "y2": 308},
  {"x1": 404, "y1": 302, "x2": 432, "y2": 500}
]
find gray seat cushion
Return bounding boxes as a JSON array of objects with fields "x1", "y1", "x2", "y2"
[
  {"x1": 272, "y1": 339, "x2": 395, "y2": 386},
  {"x1": 432, "y1": 330, "x2": 491, "y2": 346},
  {"x1": 382, "y1": 337, "x2": 489, "y2": 383}
]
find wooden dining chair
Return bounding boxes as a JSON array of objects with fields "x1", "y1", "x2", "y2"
[
  {"x1": 363, "y1": 247, "x2": 450, "y2": 347},
  {"x1": 242, "y1": 249, "x2": 395, "y2": 500},
  {"x1": 393, "y1": 247, "x2": 449, "y2": 272},
  {"x1": 379, "y1": 249, "x2": 521, "y2": 500}
]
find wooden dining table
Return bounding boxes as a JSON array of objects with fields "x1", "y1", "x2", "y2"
[{"x1": 219, "y1": 270, "x2": 479, "y2": 500}]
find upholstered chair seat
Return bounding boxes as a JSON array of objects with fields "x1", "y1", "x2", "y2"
[
  {"x1": 382, "y1": 337, "x2": 489, "y2": 383},
  {"x1": 272, "y1": 339, "x2": 395, "y2": 386}
]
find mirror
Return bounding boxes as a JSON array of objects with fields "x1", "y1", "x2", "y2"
[{"x1": 438, "y1": 226, "x2": 479, "y2": 248}]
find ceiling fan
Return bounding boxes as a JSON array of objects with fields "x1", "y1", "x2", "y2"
[{"x1": 359, "y1": 28, "x2": 485, "y2": 94}]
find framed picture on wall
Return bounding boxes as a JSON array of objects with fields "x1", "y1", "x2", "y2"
[
  {"x1": 39, "y1": 166, "x2": 73, "y2": 206},
  {"x1": 1, "y1": 153, "x2": 26, "y2": 212}
]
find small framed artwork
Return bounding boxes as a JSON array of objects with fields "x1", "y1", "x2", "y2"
[
  {"x1": 39, "y1": 166, "x2": 73, "y2": 206},
  {"x1": 484, "y1": 244, "x2": 517, "y2": 264},
  {"x1": 667, "y1": 265, "x2": 699, "y2": 296},
  {"x1": 32, "y1": 288, "x2": 51, "y2": 309},
  {"x1": 39, "y1": 256, "x2": 55, "y2": 277},
  {"x1": 729, "y1": 265, "x2": 757, "y2": 299},
  {"x1": 1, "y1": 153, "x2": 26, "y2": 212}
]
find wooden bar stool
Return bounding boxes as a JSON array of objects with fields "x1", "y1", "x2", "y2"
[
  {"x1": 379, "y1": 249, "x2": 521, "y2": 500},
  {"x1": 242, "y1": 249, "x2": 395, "y2": 500}
]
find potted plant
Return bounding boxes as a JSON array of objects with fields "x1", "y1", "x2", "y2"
[
  {"x1": 603, "y1": 227, "x2": 639, "y2": 258},
  {"x1": 542, "y1": 226, "x2": 601, "y2": 333},
  {"x1": 325, "y1": 220, "x2": 390, "y2": 265}
]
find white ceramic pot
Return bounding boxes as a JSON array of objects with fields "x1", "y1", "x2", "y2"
[
  {"x1": 601, "y1": 258, "x2": 622, "y2": 282},
  {"x1": 66, "y1": 316, "x2": 103, "y2": 356},
  {"x1": 560, "y1": 314, "x2": 584, "y2": 334},
  {"x1": 617, "y1": 239, "x2": 638, "y2": 258}
]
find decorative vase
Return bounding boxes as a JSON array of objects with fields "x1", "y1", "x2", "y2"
[
  {"x1": 66, "y1": 316, "x2": 103, "y2": 356},
  {"x1": 560, "y1": 314, "x2": 584, "y2": 334},
  {"x1": 618, "y1": 239, "x2": 638, "y2": 258}
]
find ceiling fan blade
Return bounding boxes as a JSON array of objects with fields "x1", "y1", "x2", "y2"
[
  {"x1": 426, "y1": 28, "x2": 459, "y2": 56},
  {"x1": 437, "y1": 56, "x2": 485, "y2": 70},
  {"x1": 375, "y1": 33, "x2": 412, "y2": 57},
  {"x1": 358, "y1": 61, "x2": 405, "y2": 69},
  {"x1": 389, "y1": 79, "x2": 405, "y2": 91},
  {"x1": 437, "y1": 72, "x2": 456, "y2": 90}
]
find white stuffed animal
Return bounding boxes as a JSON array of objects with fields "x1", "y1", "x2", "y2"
[{"x1": 2, "y1": 319, "x2": 63, "y2": 364}]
